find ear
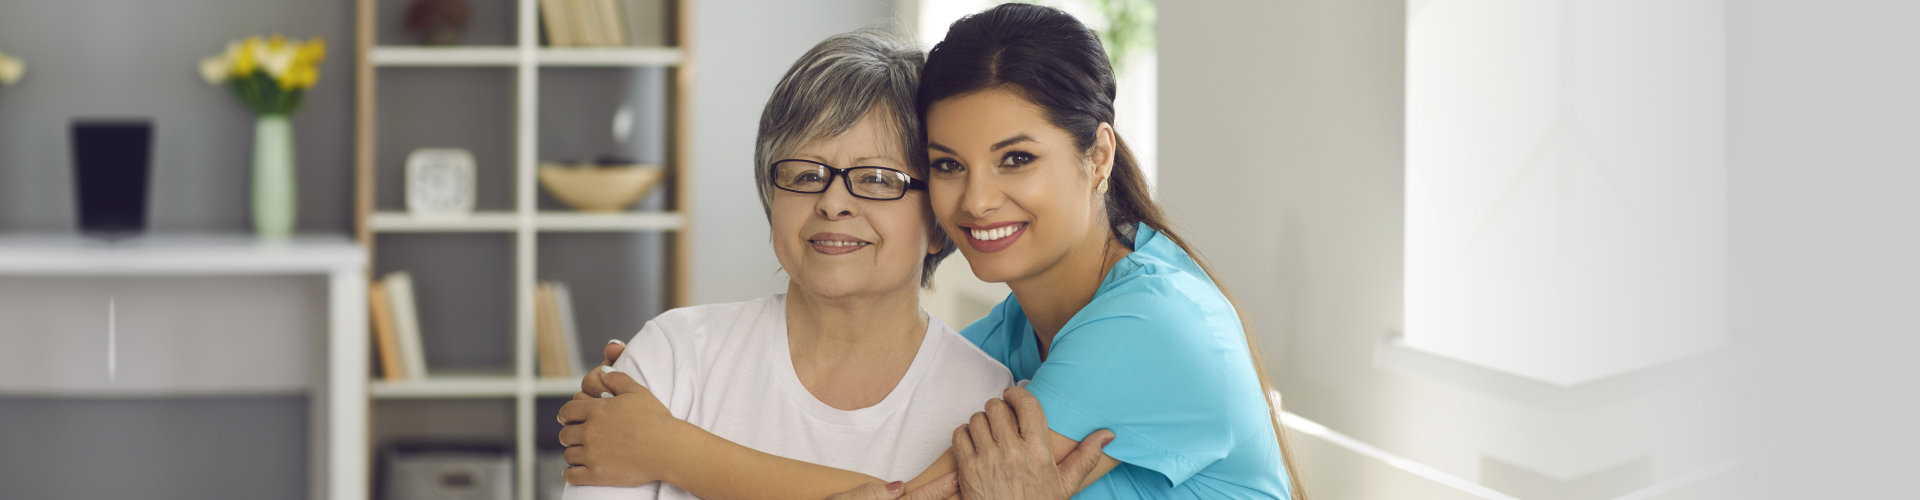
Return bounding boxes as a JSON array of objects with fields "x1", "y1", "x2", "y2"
[{"x1": 1091, "y1": 122, "x2": 1118, "y2": 182}]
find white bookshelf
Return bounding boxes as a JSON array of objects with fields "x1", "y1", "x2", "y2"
[
  {"x1": 368, "y1": 46, "x2": 685, "y2": 67},
  {"x1": 352, "y1": 0, "x2": 691, "y2": 499},
  {"x1": 368, "y1": 211, "x2": 686, "y2": 233},
  {"x1": 369, "y1": 374, "x2": 582, "y2": 399},
  {"x1": 0, "y1": 234, "x2": 367, "y2": 500}
]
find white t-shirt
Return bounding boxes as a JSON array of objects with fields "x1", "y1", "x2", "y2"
[{"x1": 564, "y1": 295, "x2": 1014, "y2": 500}]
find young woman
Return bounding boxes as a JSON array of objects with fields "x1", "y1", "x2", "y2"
[
  {"x1": 919, "y1": 4, "x2": 1301, "y2": 497},
  {"x1": 566, "y1": 4, "x2": 1305, "y2": 499}
]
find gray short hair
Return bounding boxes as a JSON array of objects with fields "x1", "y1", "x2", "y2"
[{"x1": 753, "y1": 26, "x2": 955, "y2": 287}]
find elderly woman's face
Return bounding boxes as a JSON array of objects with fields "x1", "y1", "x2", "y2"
[{"x1": 769, "y1": 109, "x2": 937, "y2": 299}]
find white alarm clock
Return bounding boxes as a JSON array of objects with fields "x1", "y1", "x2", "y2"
[{"x1": 405, "y1": 148, "x2": 476, "y2": 217}]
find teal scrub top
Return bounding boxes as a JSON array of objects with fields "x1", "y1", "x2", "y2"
[{"x1": 959, "y1": 223, "x2": 1293, "y2": 499}]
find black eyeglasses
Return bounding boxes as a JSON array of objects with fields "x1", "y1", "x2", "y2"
[{"x1": 769, "y1": 159, "x2": 926, "y2": 201}]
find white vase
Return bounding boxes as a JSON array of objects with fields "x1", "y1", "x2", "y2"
[{"x1": 253, "y1": 115, "x2": 296, "y2": 240}]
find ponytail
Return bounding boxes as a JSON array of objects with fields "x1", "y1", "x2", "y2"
[{"x1": 1106, "y1": 132, "x2": 1310, "y2": 500}]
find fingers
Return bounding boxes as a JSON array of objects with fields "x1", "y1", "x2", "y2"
[
  {"x1": 966, "y1": 411, "x2": 995, "y2": 451},
  {"x1": 901, "y1": 472, "x2": 958, "y2": 500},
  {"x1": 563, "y1": 442, "x2": 587, "y2": 466},
  {"x1": 572, "y1": 392, "x2": 592, "y2": 401},
  {"x1": 557, "y1": 424, "x2": 584, "y2": 447},
  {"x1": 580, "y1": 366, "x2": 607, "y2": 396},
  {"x1": 602, "y1": 370, "x2": 645, "y2": 397},
  {"x1": 604, "y1": 338, "x2": 625, "y2": 366},
  {"x1": 951, "y1": 424, "x2": 975, "y2": 461},
  {"x1": 826, "y1": 481, "x2": 904, "y2": 500},
  {"x1": 983, "y1": 398, "x2": 1020, "y2": 445},
  {"x1": 1056, "y1": 429, "x2": 1115, "y2": 486},
  {"x1": 1003, "y1": 387, "x2": 1049, "y2": 442},
  {"x1": 556, "y1": 398, "x2": 597, "y2": 425},
  {"x1": 563, "y1": 465, "x2": 592, "y2": 486}
]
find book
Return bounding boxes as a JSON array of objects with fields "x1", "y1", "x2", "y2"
[
  {"x1": 569, "y1": 0, "x2": 602, "y2": 47},
  {"x1": 597, "y1": 0, "x2": 628, "y2": 47},
  {"x1": 384, "y1": 272, "x2": 429, "y2": 379},
  {"x1": 539, "y1": 0, "x2": 575, "y2": 47},
  {"x1": 535, "y1": 282, "x2": 569, "y2": 378},
  {"x1": 552, "y1": 281, "x2": 584, "y2": 374},
  {"x1": 369, "y1": 281, "x2": 406, "y2": 381},
  {"x1": 621, "y1": 0, "x2": 667, "y2": 47}
]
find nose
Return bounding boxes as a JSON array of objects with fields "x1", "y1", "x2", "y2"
[
  {"x1": 814, "y1": 174, "x2": 860, "y2": 220},
  {"x1": 957, "y1": 168, "x2": 1003, "y2": 219}
]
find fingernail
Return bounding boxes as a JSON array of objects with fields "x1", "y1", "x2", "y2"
[
  {"x1": 1102, "y1": 434, "x2": 1115, "y2": 446},
  {"x1": 607, "y1": 338, "x2": 625, "y2": 346},
  {"x1": 600, "y1": 391, "x2": 614, "y2": 398},
  {"x1": 600, "y1": 365, "x2": 615, "y2": 374},
  {"x1": 886, "y1": 481, "x2": 903, "y2": 493}
]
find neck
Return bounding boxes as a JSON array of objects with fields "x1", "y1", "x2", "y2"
[
  {"x1": 783, "y1": 282, "x2": 927, "y2": 410},
  {"x1": 1007, "y1": 225, "x2": 1130, "y2": 356}
]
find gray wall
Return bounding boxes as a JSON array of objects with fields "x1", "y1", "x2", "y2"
[{"x1": 0, "y1": 0, "x2": 896, "y2": 497}]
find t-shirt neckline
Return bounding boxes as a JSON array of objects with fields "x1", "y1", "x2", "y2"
[{"x1": 768, "y1": 294, "x2": 948, "y2": 426}]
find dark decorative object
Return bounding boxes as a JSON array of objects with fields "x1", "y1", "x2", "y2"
[
  {"x1": 404, "y1": 0, "x2": 472, "y2": 46},
  {"x1": 71, "y1": 119, "x2": 154, "y2": 237}
]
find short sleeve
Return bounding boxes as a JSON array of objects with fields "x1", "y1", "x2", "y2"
[
  {"x1": 1023, "y1": 285, "x2": 1240, "y2": 487},
  {"x1": 560, "y1": 320, "x2": 691, "y2": 500},
  {"x1": 611, "y1": 320, "x2": 683, "y2": 410}
]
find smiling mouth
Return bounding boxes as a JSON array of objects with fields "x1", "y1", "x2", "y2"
[
  {"x1": 969, "y1": 223, "x2": 1026, "y2": 241},
  {"x1": 810, "y1": 240, "x2": 871, "y2": 248}
]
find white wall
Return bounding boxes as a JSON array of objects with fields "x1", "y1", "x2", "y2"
[
  {"x1": 1158, "y1": 1, "x2": 1752, "y2": 498},
  {"x1": 685, "y1": 0, "x2": 902, "y2": 304}
]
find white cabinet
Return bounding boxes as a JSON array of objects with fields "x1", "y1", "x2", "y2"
[{"x1": 0, "y1": 234, "x2": 366, "y2": 500}]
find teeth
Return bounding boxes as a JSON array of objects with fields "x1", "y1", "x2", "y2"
[
  {"x1": 812, "y1": 240, "x2": 869, "y2": 248},
  {"x1": 970, "y1": 224, "x2": 1021, "y2": 241}
]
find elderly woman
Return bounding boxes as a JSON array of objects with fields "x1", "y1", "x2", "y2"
[{"x1": 556, "y1": 27, "x2": 1049, "y2": 499}]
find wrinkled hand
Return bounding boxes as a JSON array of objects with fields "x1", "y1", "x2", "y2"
[
  {"x1": 575, "y1": 339, "x2": 627, "y2": 399},
  {"x1": 825, "y1": 472, "x2": 959, "y2": 500},
  {"x1": 556, "y1": 368, "x2": 683, "y2": 486},
  {"x1": 953, "y1": 387, "x2": 1113, "y2": 500}
]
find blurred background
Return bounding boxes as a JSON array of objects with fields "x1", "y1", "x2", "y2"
[{"x1": 1, "y1": 0, "x2": 1915, "y2": 499}]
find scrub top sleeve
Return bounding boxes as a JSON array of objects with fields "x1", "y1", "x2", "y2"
[{"x1": 1023, "y1": 292, "x2": 1237, "y2": 487}]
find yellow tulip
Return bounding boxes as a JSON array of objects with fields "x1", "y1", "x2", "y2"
[
  {"x1": 268, "y1": 34, "x2": 287, "y2": 52},
  {"x1": 278, "y1": 66, "x2": 302, "y2": 90},
  {"x1": 297, "y1": 38, "x2": 326, "y2": 65},
  {"x1": 231, "y1": 40, "x2": 256, "y2": 76}
]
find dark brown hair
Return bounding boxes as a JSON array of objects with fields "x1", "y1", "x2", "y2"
[{"x1": 917, "y1": 4, "x2": 1307, "y2": 498}]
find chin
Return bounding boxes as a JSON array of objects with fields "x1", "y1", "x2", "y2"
[{"x1": 962, "y1": 252, "x2": 1023, "y2": 284}]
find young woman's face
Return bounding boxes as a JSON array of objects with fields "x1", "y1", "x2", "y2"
[
  {"x1": 925, "y1": 86, "x2": 1110, "y2": 284},
  {"x1": 768, "y1": 109, "x2": 939, "y2": 300}
]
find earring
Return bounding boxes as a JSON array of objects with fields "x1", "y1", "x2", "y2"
[{"x1": 1095, "y1": 178, "x2": 1109, "y2": 195}]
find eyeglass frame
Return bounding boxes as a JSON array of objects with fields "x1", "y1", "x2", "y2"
[{"x1": 768, "y1": 159, "x2": 928, "y2": 201}]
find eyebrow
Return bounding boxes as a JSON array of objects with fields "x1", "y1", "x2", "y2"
[
  {"x1": 851, "y1": 155, "x2": 894, "y2": 166},
  {"x1": 927, "y1": 134, "x2": 1037, "y2": 155},
  {"x1": 991, "y1": 134, "x2": 1036, "y2": 151}
]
